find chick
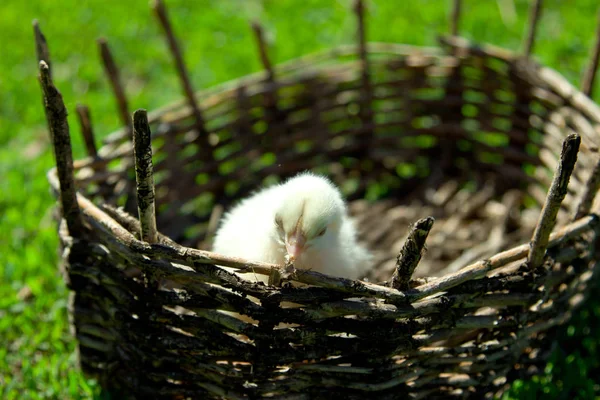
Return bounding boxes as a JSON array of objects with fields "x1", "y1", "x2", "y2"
[{"x1": 212, "y1": 172, "x2": 372, "y2": 282}]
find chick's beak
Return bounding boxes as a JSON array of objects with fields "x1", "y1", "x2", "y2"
[{"x1": 285, "y1": 230, "x2": 306, "y2": 261}]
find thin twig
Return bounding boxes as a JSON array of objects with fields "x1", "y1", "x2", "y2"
[
  {"x1": 152, "y1": 0, "x2": 211, "y2": 148},
  {"x1": 33, "y1": 19, "x2": 52, "y2": 77},
  {"x1": 450, "y1": 0, "x2": 461, "y2": 36},
  {"x1": 251, "y1": 22, "x2": 275, "y2": 83},
  {"x1": 235, "y1": 85, "x2": 253, "y2": 148},
  {"x1": 528, "y1": 134, "x2": 581, "y2": 268},
  {"x1": 523, "y1": 0, "x2": 542, "y2": 56},
  {"x1": 390, "y1": 217, "x2": 435, "y2": 290},
  {"x1": 354, "y1": 0, "x2": 372, "y2": 123},
  {"x1": 38, "y1": 61, "x2": 82, "y2": 235},
  {"x1": 575, "y1": 156, "x2": 600, "y2": 219},
  {"x1": 354, "y1": 0, "x2": 367, "y2": 68},
  {"x1": 75, "y1": 104, "x2": 98, "y2": 157},
  {"x1": 132, "y1": 109, "x2": 158, "y2": 244},
  {"x1": 200, "y1": 204, "x2": 224, "y2": 249},
  {"x1": 251, "y1": 22, "x2": 279, "y2": 119},
  {"x1": 98, "y1": 38, "x2": 132, "y2": 133},
  {"x1": 582, "y1": 10, "x2": 600, "y2": 98}
]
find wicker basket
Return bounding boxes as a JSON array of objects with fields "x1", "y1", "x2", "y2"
[{"x1": 37, "y1": 0, "x2": 600, "y2": 398}]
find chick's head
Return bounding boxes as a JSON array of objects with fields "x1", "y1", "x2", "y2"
[{"x1": 273, "y1": 173, "x2": 345, "y2": 262}]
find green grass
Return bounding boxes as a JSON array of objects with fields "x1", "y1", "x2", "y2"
[{"x1": 1, "y1": 0, "x2": 600, "y2": 398}]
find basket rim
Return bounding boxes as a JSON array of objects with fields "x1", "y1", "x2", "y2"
[
  {"x1": 44, "y1": 35, "x2": 600, "y2": 303},
  {"x1": 47, "y1": 35, "x2": 600, "y2": 300},
  {"x1": 67, "y1": 37, "x2": 600, "y2": 174},
  {"x1": 46, "y1": 167, "x2": 600, "y2": 304}
]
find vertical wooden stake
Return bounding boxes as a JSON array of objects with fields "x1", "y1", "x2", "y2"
[
  {"x1": 132, "y1": 109, "x2": 158, "y2": 244},
  {"x1": 98, "y1": 38, "x2": 132, "y2": 134},
  {"x1": 251, "y1": 22, "x2": 275, "y2": 84},
  {"x1": 33, "y1": 20, "x2": 52, "y2": 77},
  {"x1": 528, "y1": 134, "x2": 580, "y2": 268},
  {"x1": 575, "y1": 156, "x2": 600, "y2": 220},
  {"x1": 390, "y1": 217, "x2": 435, "y2": 290},
  {"x1": 354, "y1": 0, "x2": 374, "y2": 154},
  {"x1": 582, "y1": 10, "x2": 600, "y2": 98},
  {"x1": 152, "y1": 0, "x2": 211, "y2": 142},
  {"x1": 75, "y1": 104, "x2": 98, "y2": 158},
  {"x1": 355, "y1": 0, "x2": 370, "y2": 92},
  {"x1": 523, "y1": 0, "x2": 543, "y2": 56},
  {"x1": 251, "y1": 22, "x2": 279, "y2": 116},
  {"x1": 450, "y1": 0, "x2": 462, "y2": 36},
  {"x1": 236, "y1": 85, "x2": 253, "y2": 148},
  {"x1": 38, "y1": 61, "x2": 83, "y2": 235}
]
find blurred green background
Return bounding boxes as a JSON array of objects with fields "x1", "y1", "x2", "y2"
[{"x1": 2, "y1": 0, "x2": 600, "y2": 398}]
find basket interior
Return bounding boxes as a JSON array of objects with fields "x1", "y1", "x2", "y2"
[{"x1": 75, "y1": 40, "x2": 598, "y2": 280}]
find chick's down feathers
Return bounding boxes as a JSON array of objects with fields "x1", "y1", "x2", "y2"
[{"x1": 212, "y1": 172, "x2": 372, "y2": 282}]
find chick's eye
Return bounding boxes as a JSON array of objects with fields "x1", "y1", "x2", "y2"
[
  {"x1": 317, "y1": 228, "x2": 327, "y2": 237},
  {"x1": 275, "y1": 216, "x2": 283, "y2": 230}
]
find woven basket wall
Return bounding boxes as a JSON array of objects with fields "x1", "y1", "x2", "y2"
[{"x1": 37, "y1": 1, "x2": 600, "y2": 399}]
